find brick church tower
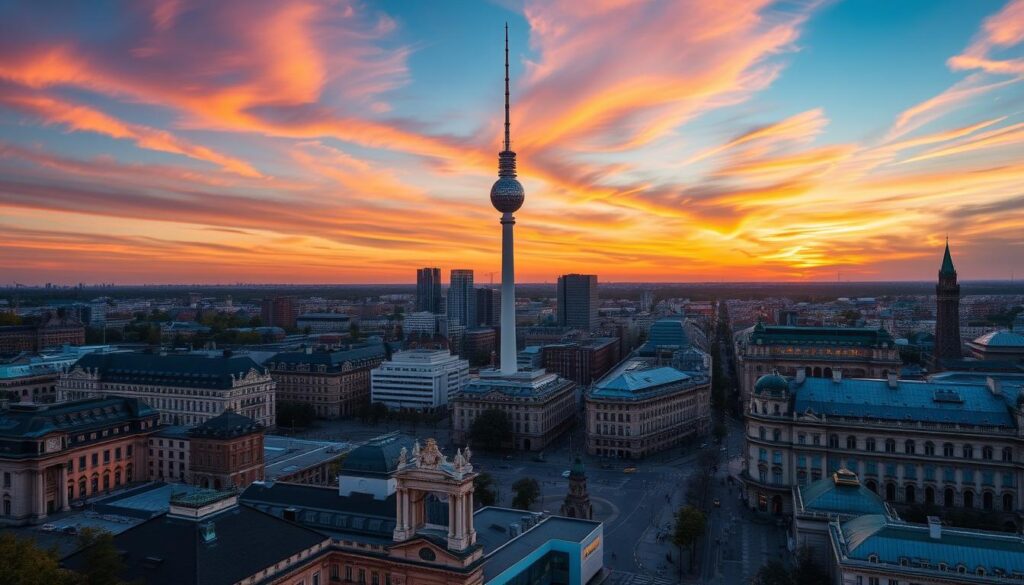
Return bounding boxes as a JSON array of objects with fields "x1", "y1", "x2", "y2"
[{"x1": 933, "y1": 240, "x2": 962, "y2": 368}]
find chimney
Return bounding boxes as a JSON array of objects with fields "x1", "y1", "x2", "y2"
[
  {"x1": 795, "y1": 369, "x2": 806, "y2": 384},
  {"x1": 887, "y1": 372, "x2": 898, "y2": 389},
  {"x1": 927, "y1": 516, "x2": 942, "y2": 540},
  {"x1": 832, "y1": 369, "x2": 842, "y2": 383}
]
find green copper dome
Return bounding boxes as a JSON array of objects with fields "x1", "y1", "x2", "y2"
[
  {"x1": 754, "y1": 372, "x2": 789, "y2": 396},
  {"x1": 570, "y1": 456, "x2": 585, "y2": 477}
]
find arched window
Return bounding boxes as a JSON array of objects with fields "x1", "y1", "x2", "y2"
[
  {"x1": 829, "y1": 434, "x2": 839, "y2": 449},
  {"x1": 1003, "y1": 447, "x2": 1013, "y2": 462},
  {"x1": 905, "y1": 440, "x2": 915, "y2": 454},
  {"x1": 964, "y1": 490, "x2": 975, "y2": 509},
  {"x1": 963, "y1": 444, "x2": 974, "y2": 459},
  {"x1": 944, "y1": 488, "x2": 955, "y2": 507},
  {"x1": 78, "y1": 477, "x2": 86, "y2": 498},
  {"x1": 114, "y1": 468, "x2": 122, "y2": 488},
  {"x1": 772, "y1": 429, "x2": 781, "y2": 442},
  {"x1": 905, "y1": 484, "x2": 916, "y2": 504},
  {"x1": 924, "y1": 441, "x2": 935, "y2": 456},
  {"x1": 759, "y1": 427, "x2": 766, "y2": 440},
  {"x1": 866, "y1": 438, "x2": 876, "y2": 451},
  {"x1": 885, "y1": 483, "x2": 896, "y2": 502},
  {"x1": 984, "y1": 491, "x2": 994, "y2": 511},
  {"x1": 884, "y1": 439, "x2": 896, "y2": 453},
  {"x1": 2, "y1": 494, "x2": 10, "y2": 516},
  {"x1": 773, "y1": 404, "x2": 780, "y2": 415},
  {"x1": 847, "y1": 436, "x2": 856, "y2": 450},
  {"x1": 983, "y1": 446, "x2": 993, "y2": 460},
  {"x1": 943, "y1": 443, "x2": 955, "y2": 457}
]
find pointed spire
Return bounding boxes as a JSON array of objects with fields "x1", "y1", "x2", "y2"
[
  {"x1": 504, "y1": 22, "x2": 511, "y2": 153},
  {"x1": 940, "y1": 238, "x2": 956, "y2": 275}
]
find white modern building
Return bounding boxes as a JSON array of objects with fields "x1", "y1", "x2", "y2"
[
  {"x1": 403, "y1": 311, "x2": 438, "y2": 339},
  {"x1": 370, "y1": 350, "x2": 469, "y2": 411}
]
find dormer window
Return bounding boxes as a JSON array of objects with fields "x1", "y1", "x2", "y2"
[{"x1": 868, "y1": 554, "x2": 878, "y2": 563}]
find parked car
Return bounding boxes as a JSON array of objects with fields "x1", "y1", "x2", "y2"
[
  {"x1": 623, "y1": 467, "x2": 638, "y2": 474},
  {"x1": 561, "y1": 470, "x2": 571, "y2": 478}
]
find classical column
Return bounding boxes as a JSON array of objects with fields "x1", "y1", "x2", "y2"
[
  {"x1": 447, "y1": 494, "x2": 456, "y2": 538},
  {"x1": 35, "y1": 469, "x2": 46, "y2": 519},
  {"x1": 58, "y1": 464, "x2": 69, "y2": 511}
]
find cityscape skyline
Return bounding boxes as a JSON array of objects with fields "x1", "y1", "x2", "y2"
[{"x1": 2, "y1": 0, "x2": 1024, "y2": 285}]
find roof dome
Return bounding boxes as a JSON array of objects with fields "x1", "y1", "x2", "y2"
[
  {"x1": 972, "y1": 329, "x2": 1024, "y2": 348},
  {"x1": 754, "y1": 372, "x2": 790, "y2": 396},
  {"x1": 490, "y1": 176, "x2": 525, "y2": 213},
  {"x1": 570, "y1": 456, "x2": 586, "y2": 477}
]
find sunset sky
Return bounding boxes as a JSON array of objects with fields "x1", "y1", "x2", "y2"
[{"x1": 2, "y1": 0, "x2": 1024, "y2": 284}]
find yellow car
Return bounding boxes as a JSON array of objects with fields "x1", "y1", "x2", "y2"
[{"x1": 623, "y1": 467, "x2": 638, "y2": 473}]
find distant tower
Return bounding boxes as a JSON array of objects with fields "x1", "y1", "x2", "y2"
[
  {"x1": 490, "y1": 25, "x2": 525, "y2": 375},
  {"x1": 933, "y1": 239, "x2": 962, "y2": 367},
  {"x1": 560, "y1": 457, "x2": 593, "y2": 519},
  {"x1": 416, "y1": 268, "x2": 442, "y2": 313}
]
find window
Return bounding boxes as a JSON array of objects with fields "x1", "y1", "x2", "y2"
[
  {"x1": 963, "y1": 444, "x2": 974, "y2": 459},
  {"x1": 759, "y1": 427, "x2": 766, "y2": 440},
  {"x1": 759, "y1": 448, "x2": 767, "y2": 462},
  {"x1": 78, "y1": 456, "x2": 86, "y2": 471},
  {"x1": 772, "y1": 450, "x2": 782, "y2": 465},
  {"x1": 905, "y1": 440, "x2": 915, "y2": 454},
  {"x1": 313, "y1": 572, "x2": 321, "y2": 585},
  {"x1": 371, "y1": 573, "x2": 379, "y2": 585},
  {"x1": 91, "y1": 453, "x2": 98, "y2": 467},
  {"x1": 944, "y1": 443, "x2": 954, "y2": 457},
  {"x1": 847, "y1": 436, "x2": 856, "y2": 450},
  {"x1": 866, "y1": 438, "x2": 876, "y2": 451},
  {"x1": 829, "y1": 434, "x2": 839, "y2": 448},
  {"x1": 983, "y1": 446, "x2": 993, "y2": 460},
  {"x1": 798, "y1": 433, "x2": 806, "y2": 445},
  {"x1": 772, "y1": 429, "x2": 781, "y2": 442},
  {"x1": 868, "y1": 577, "x2": 879, "y2": 585},
  {"x1": 345, "y1": 566, "x2": 352, "y2": 582},
  {"x1": 885, "y1": 439, "x2": 896, "y2": 453},
  {"x1": 358, "y1": 569, "x2": 365, "y2": 584},
  {"x1": 330, "y1": 565, "x2": 340, "y2": 581},
  {"x1": 924, "y1": 441, "x2": 935, "y2": 456},
  {"x1": 1003, "y1": 447, "x2": 1013, "y2": 462}
]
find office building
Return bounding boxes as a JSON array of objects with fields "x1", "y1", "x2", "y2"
[
  {"x1": 541, "y1": 337, "x2": 620, "y2": 386},
  {"x1": 476, "y1": 287, "x2": 501, "y2": 327},
  {"x1": 59, "y1": 352, "x2": 276, "y2": 428},
  {"x1": 463, "y1": 327, "x2": 497, "y2": 365},
  {"x1": 0, "y1": 397, "x2": 158, "y2": 526},
  {"x1": 447, "y1": 269, "x2": 476, "y2": 328},
  {"x1": 266, "y1": 344, "x2": 388, "y2": 418},
  {"x1": 188, "y1": 411, "x2": 265, "y2": 491},
  {"x1": 402, "y1": 311, "x2": 438, "y2": 339},
  {"x1": 370, "y1": 349, "x2": 469, "y2": 411},
  {"x1": 557, "y1": 274, "x2": 599, "y2": 332},
  {"x1": 416, "y1": 267, "x2": 442, "y2": 313},
  {"x1": 295, "y1": 312, "x2": 352, "y2": 334},
  {"x1": 261, "y1": 296, "x2": 297, "y2": 329}
]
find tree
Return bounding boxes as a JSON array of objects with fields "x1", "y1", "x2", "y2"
[
  {"x1": 0, "y1": 532, "x2": 72, "y2": 585},
  {"x1": 791, "y1": 547, "x2": 829, "y2": 585},
  {"x1": 511, "y1": 477, "x2": 540, "y2": 510},
  {"x1": 672, "y1": 505, "x2": 706, "y2": 576},
  {"x1": 76, "y1": 528, "x2": 127, "y2": 585},
  {"x1": 370, "y1": 401, "x2": 388, "y2": 425},
  {"x1": 474, "y1": 473, "x2": 498, "y2": 507},
  {"x1": 276, "y1": 401, "x2": 317, "y2": 428},
  {"x1": 753, "y1": 560, "x2": 793, "y2": 585},
  {"x1": 468, "y1": 408, "x2": 513, "y2": 452}
]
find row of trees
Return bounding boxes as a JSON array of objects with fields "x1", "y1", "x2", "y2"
[{"x1": 471, "y1": 473, "x2": 540, "y2": 511}]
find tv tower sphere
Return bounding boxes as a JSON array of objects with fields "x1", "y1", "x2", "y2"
[{"x1": 490, "y1": 24, "x2": 524, "y2": 214}]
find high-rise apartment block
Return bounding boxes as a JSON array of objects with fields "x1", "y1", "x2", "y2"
[
  {"x1": 416, "y1": 267, "x2": 442, "y2": 313},
  {"x1": 447, "y1": 269, "x2": 476, "y2": 328},
  {"x1": 476, "y1": 287, "x2": 500, "y2": 327},
  {"x1": 557, "y1": 274, "x2": 599, "y2": 331}
]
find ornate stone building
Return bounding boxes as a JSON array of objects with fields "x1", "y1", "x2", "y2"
[
  {"x1": 743, "y1": 371, "x2": 1024, "y2": 528},
  {"x1": 560, "y1": 457, "x2": 593, "y2": 520},
  {"x1": 267, "y1": 344, "x2": 388, "y2": 418},
  {"x1": 735, "y1": 324, "x2": 901, "y2": 405},
  {"x1": 933, "y1": 240, "x2": 963, "y2": 368},
  {"x1": 188, "y1": 410, "x2": 265, "y2": 491},
  {"x1": 59, "y1": 352, "x2": 276, "y2": 427},
  {"x1": 0, "y1": 397, "x2": 158, "y2": 525}
]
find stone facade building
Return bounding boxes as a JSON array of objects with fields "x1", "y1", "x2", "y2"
[
  {"x1": 0, "y1": 397, "x2": 158, "y2": 526},
  {"x1": 743, "y1": 371, "x2": 1024, "y2": 527},
  {"x1": 451, "y1": 368, "x2": 577, "y2": 452},
  {"x1": 59, "y1": 352, "x2": 276, "y2": 428},
  {"x1": 267, "y1": 345, "x2": 388, "y2": 418},
  {"x1": 188, "y1": 410, "x2": 265, "y2": 491},
  {"x1": 735, "y1": 324, "x2": 901, "y2": 405}
]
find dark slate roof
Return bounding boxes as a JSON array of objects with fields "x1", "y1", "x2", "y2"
[
  {"x1": 751, "y1": 325, "x2": 895, "y2": 347},
  {"x1": 60, "y1": 503, "x2": 327, "y2": 585},
  {"x1": 241, "y1": 482, "x2": 397, "y2": 540},
  {"x1": 0, "y1": 397, "x2": 157, "y2": 442},
  {"x1": 340, "y1": 433, "x2": 412, "y2": 477},
  {"x1": 73, "y1": 352, "x2": 267, "y2": 389},
  {"x1": 797, "y1": 474, "x2": 887, "y2": 517},
  {"x1": 267, "y1": 344, "x2": 387, "y2": 372},
  {"x1": 188, "y1": 411, "x2": 262, "y2": 439}
]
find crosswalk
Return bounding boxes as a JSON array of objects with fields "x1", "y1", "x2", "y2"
[{"x1": 603, "y1": 570, "x2": 677, "y2": 585}]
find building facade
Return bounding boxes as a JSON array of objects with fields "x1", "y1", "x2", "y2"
[
  {"x1": 0, "y1": 321, "x2": 86, "y2": 354},
  {"x1": 370, "y1": 349, "x2": 470, "y2": 411},
  {"x1": 296, "y1": 312, "x2": 353, "y2": 334},
  {"x1": 934, "y1": 241, "x2": 963, "y2": 367},
  {"x1": 743, "y1": 371, "x2": 1024, "y2": 525},
  {"x1": 541, "y1": 338, "x2": 620, "y2": 386},
  {"x1": 148, "y1": 426, "x2": 190, "y2": 483},
  {"x1": 266, "y1": 344, "x2": 388, "y2": 418},
  {"x1": 451, "y1": 368, "x2": 578, "y2": 452},
  {"x1": 416, "y1": 267, "x2": 443, "y2": 314},
  {"x1": 735, "y1": 324, "x2": 902, "y2": 405},
  {"x1": 261, "y1": 296, "x2": 297, "y2": 329},
  {"x1": 59, "y1": 352, "x2": 276, "y2": 428},
  {"x1": 0, "y1": 397, "x2": 158, "y2": 526},
  {"x1": 585, "y1": 350, "x2": 711, "y2": 459},
  {"x1": 188, "y1": 410, "x2": 265, "y2": 491},
  {"x1": 476, "y1": 288, "x2": 501, "y2": 328},
  {"x1": 557, "y1": 274, "x2": 599, "y2": 332},
  {"x1": 448, "y1": 269, "x2": 476, "y2": 328}
]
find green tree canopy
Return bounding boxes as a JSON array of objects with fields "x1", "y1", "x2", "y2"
[
  {"x1": 474, "y1": 473, "x2": 498, "y2": 507},
  {"x1": 468, "y1": 408, "x2": 513, "y2": 452},
  {"x1": 76, "y1": 528, "x2": 128, "y2": 585},
  {"x1": 511, "y1": 477, "x2": 540, "y2": 510},
  {"x1": 0, "y1": 533, "x2": 73, "y2": 585},
  {"x1": 672, "y1": 505, "x2": 706, "y2": 575}
]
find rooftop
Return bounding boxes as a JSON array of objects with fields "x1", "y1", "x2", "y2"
[
  {"x1": 189, "y1": 410, "x2": 262, "y2": 439},
  {"x1": 72, "y1": 352, "x2": 267, "y2": 390},
  {"x1": 340, "y1": 432, "x2": 411, "y2": 477},
  {"x1": 264, "y1": 435, "x2": 350, "y2": 480},
  {"x1": 751, "y1": 325, "x2": 895, "y2": 347},
  {"x1": 796, "y1": 470, "x2": 889, "y2": 518},
  {"x1": 0, "y1": 397, "x2": 157, "y2": 444},
  {"x1": 971, "y1": 330, "x2": 1024, "y2": 349}
]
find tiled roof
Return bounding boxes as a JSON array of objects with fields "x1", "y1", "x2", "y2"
[
  {"x1": 268, "y1": 344, "x2": 387, "y2": 372},
  {"x1": 0, "y1": 397, "x2": 157, "y2": 442},
  {"x1": 751, "y1": 325, "x2": 894, "y2": 347},
  {"x1": 590, "y1": 366, "x2": 691, "y2": 400},
  {"x1": 240, "y1": 482, "x2": 397, "y2": 540},
  {"x1": 189, "y1": 411, "x2": 262, "y2": 439},
  {"x1": 835, "y1": 515, "x2": 1024, "y2": 576},
  {"x1": 73, "y1": 352, "x2": 267, "y2": 389},
  {"x1": 792, "y1": 377, "x2": 1016, "y2": 427}
]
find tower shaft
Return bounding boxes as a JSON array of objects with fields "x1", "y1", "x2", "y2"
[{"x1": 500, "y1": 213, "x2": 517, "y2": 374}]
